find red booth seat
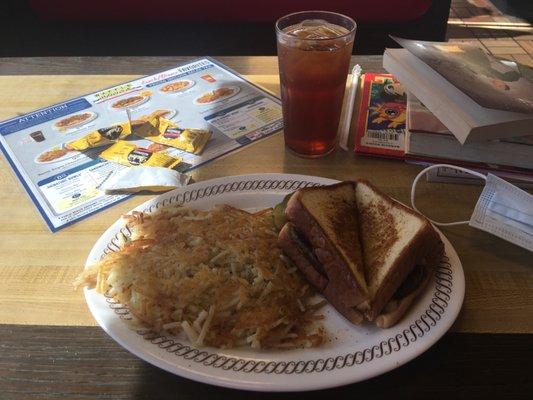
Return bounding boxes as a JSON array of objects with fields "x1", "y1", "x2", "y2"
[{"x1": 28, "y1": 0, "x2": 433, "y2": 24}]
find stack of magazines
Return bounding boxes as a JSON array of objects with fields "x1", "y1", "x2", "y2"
[{"x1": 353, "y1": 37, "x2": 533, "y2": 187}]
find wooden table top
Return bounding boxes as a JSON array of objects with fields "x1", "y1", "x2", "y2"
[{"x1": 0, "y1": 56, "x2": 531, "y2": 399}]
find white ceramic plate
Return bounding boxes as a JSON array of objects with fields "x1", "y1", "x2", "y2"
[
  {"x1": 84, "y1": 173, "x2": 464, "y2": 392},
  {"x1": 159, "y1": 79, "x2": 195, "y2": 94},
  {"x1": 193, "y1": 85, "x2": 240, "y2": 105}
]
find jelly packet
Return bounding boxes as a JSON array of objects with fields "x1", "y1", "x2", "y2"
[
  {"x1": 99, "y1": 140, "x2": 182, "y2": 168},
  {"x1": 102, "y1": 166, "x2": 190, "y2": 193},
  {"x1": 134, "y1": 117, "x2": 211, "y2": 155},
  {"x1": 65, "y1": 122, "x2": 131, "y2": 151}
]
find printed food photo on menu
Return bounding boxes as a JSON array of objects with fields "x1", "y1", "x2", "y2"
[
  {"x1": 111, "y1": 91, "x2": 152, "y2": 110},
  {"x1": 53, "y1": 111, "x2": 97, "y2": 131},
  {"x1": 194, "y1": 86, "x2": 240, "y2": 105},
  {"x1": 159, "y1": 79, "x2": 195, "y2": 93}
]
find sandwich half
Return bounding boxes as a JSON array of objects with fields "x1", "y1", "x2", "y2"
[
  {"x1": 279, "y1": 182, "x2": 369, "y2": 324},
  {"x1": 277, "y1": 180, "x2": 444, "y2": 328},
  {"x1": 355, "y1": 180, "x2": 444, "y2": 325}
]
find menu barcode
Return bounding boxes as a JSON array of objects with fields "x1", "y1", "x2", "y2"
[{"x1": 367, "y1": 131, "x2": 399, "y2": 141}]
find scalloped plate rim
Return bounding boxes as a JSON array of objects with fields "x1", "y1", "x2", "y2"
[{"x1": 83, "y1": 173, "x2": 464, "y2": 392}]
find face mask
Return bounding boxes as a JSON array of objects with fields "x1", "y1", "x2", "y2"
[{"x1": 411, "y1": 164, "x2": 533, "y2": 252}]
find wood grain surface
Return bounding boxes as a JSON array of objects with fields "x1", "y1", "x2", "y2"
[
  {"x1": 0, "y1": 57, "x2": 531, "y2": 334},
  {"x1": 1, "y1": 325, "x2": 531, "y2": 399},
  {"x1": 0, "y1": 56, "x2": 383, "y2": 76}
]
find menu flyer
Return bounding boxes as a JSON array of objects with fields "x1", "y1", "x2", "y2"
[{"x1": 0, "y1": 58, "x2": 283, "y2": 232}]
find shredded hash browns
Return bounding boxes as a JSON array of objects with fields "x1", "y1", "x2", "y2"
[{"x1": 75, "y1": 204, "x2": 326, "y2": 349}]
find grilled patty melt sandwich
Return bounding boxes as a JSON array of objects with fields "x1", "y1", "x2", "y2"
[{"x1": 277, "y1": 181, "x2": 444, "y2": 328}]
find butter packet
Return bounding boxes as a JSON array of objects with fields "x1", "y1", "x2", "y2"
[
  {"x1": 135, "y1": 117, "x2": 211, "y2": 155},
  {"x1": 99, "y1": 140, "x2": 182, "y2": 169},
  {"x1": 102, "y1": 166, "x2": 190, "y2": 193},
  {"x1": 65, "y1": 122, "x2": 131, "y2": 151}
]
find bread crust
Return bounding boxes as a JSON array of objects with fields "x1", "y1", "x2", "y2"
[
  {"x1": 278, "y1": 180, "x2": 444, "y2": 329},
  {"x1": 278, "y1": 223, "x2": 328, "y2": 292},
  {"x1": 277, "y1": 223, "x2": 365, "y2": 325},
  {"x1": 285, "y1": 186, "x2": 369, "y2": 307}
]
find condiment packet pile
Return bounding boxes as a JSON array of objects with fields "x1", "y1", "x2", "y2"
[
  {"x1": 65, "y1": 122, "x2": 131, "y2": 151},
  {"x1": 62, "y1": 114, "x2": 213, "y2": 193},
  {"x1": 133, "y1": 117, "x2": 211, "y2": 155},
  {"x1": 99, "y1": 141, "x2": 182, "y2": 168}
]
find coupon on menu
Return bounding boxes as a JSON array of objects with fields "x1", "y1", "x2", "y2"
[{"x1": 0, "y1": 58, "x2": 283, "y2": 232}]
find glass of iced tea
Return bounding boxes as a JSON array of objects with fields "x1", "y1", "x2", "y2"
[{"x1": 276, "y1": 11, "x2": 356, "y2": 157}]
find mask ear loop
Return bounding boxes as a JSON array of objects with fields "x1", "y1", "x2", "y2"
[{"x1": 411, "y1": 164, "x2": 487, "y2": 226}]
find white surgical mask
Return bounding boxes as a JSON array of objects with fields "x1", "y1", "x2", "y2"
[{"x1": 411, "y1": 164, "x2": 533, "y2": 252}]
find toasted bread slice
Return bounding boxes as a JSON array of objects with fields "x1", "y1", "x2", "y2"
[
  {"x1": 375, "y1": 264, "x2": 435, "y2": 328},
  {"x1": 355, "y1": 180, "x2": 444, "y2": 321},
  {"x1": 278, "y1": 223, "x2": 365, "y2": 325},
  {"x1": 278, "y1": 223, "x2": 328, "y2": 292},
  {"x1": 285, "y1": 182, "x2": 369, "y2": 308},
  {"x1": 278, "y1": 180, "x2": 444, "y2": 328}
]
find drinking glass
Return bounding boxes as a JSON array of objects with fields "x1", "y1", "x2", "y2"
[{"x1": 276, "y1": 11, "x2": 356, "y2": 157}]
